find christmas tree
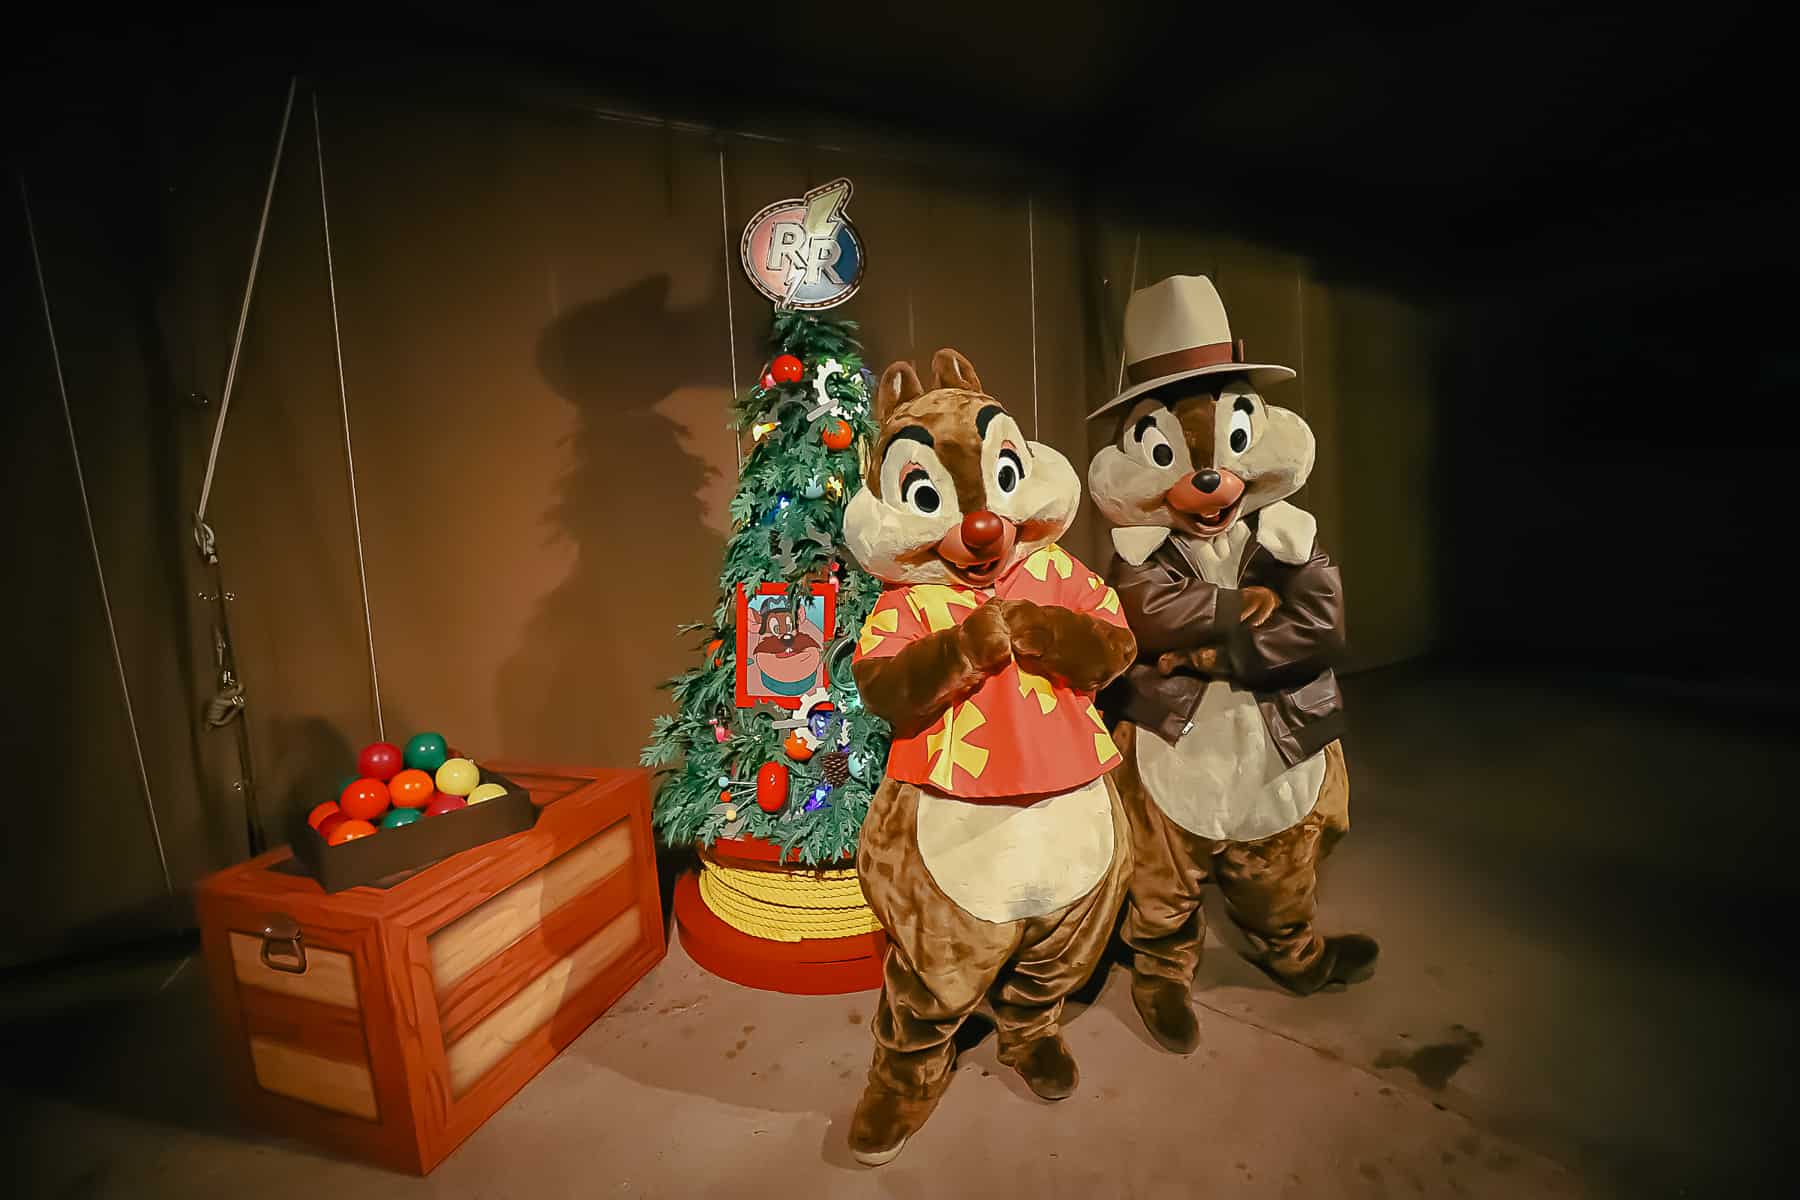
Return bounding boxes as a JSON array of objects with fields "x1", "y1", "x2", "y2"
[{"x1": 642, "y1": 311, "x2": 888, "y2": 866}]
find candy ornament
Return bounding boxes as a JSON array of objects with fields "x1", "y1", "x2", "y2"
[{"x1": 436, "y1": 757, "x2": 480, "y2": 797}]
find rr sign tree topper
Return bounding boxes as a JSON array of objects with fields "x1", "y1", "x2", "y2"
[{"x1": 740, "y1": 177, "x2": 866, "y2": 311}]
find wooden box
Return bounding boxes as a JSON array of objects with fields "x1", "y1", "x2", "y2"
[{"x1": 195, "y1": 763, "x2": 665, "y2": 1174}]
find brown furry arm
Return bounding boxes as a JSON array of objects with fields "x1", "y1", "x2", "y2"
[
  {"x1": 852, "y1": 601, "x2": 1012, "y2": 738},
  {"x1": 1005, "y1": 601, "x2": 1138, "y2": 692}
]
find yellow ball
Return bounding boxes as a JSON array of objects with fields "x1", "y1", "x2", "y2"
[
  {"x1": 435, "y1": 757, "x2": 480, "y2": 797},
  {"x1": 466, "y1": 782, "x2": 506, "y2": 806}
]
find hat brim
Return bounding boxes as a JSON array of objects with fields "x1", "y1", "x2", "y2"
[{"x1": 1086, "y1": 362, "x2": 1296, "y2": 422}]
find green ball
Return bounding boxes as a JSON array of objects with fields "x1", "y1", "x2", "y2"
[
  {"x1": 380, "y1": 807, "x2": 423, "y2": 829},
  {"x1": 403, "y1": 732, "x2": 449, "y2": 772}
]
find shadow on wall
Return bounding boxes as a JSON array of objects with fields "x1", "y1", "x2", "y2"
[{"x1": 498, "y1": 276, "x2": 729, "y2": 768}]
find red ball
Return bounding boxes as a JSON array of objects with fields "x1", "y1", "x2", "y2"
[
  {"x1": 358, "y1": 742, "x2": 403, "y2": 782},
  {"x1": 770, "y1": 354, "x2": 805, "y2": 384},
  {"x1": 822, "y1": 419, "x2": 854, "y2": 451},
  {"x1": 425, "y1": 793, "x2": 468, "y2": 817},
  {"x1": 339, "y1": 777, "x2": 391, "y2": 822},
  {"x1": 307, "y1": 800, "x2": 341, "y2": 830},
  {"x1": 389, "y1": 769, "x2": 435, "y2": 809},
  {"x1": 755, "y1": 761, "x2": 790, "y2": 812},
  {"x1": 315, "y1": 812, "x2": 349, "y2": 840},
  {"x1": 328, "y1": 819, "x2": 377, "y2": 846}
]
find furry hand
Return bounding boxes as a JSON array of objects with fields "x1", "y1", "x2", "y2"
[
  {"x1": 1156, "y1": 647, "x2": 1221, "y2": 676},
  {"x1": 1240, "y1": 586, "x2": 1281, "y2": 627},
  {"x1": 959, "y1": 599, "x2": 1014, "y2": 675},
  {"x1": 999, "y1": 598, "x2": 1054, "y2": 661}
]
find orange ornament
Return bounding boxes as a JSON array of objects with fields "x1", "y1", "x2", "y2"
[
  {"x1": 339, "y1": 778, "x2": 390, "y2": 822},
  {"x1": 821, "y1": 419, "x2": 854, "y2": 451},
  {"x1": 389, "y1": 768, "x2": 435, "y2": 809},
  {"x1": 307, "y1": 800, "x2": 341, "y2": 830},
  {"x1": 328, "y1": 818, "x2": 377, "y2": 845},
  {"x1": 783, "y1": 730, "x2": 815, "y2": 762}
]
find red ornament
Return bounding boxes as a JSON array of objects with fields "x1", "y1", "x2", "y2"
[
  {"x1": 760, "y1": 369, "x2": 778, "y2": 390},
  {"x1": 315, "y1": 812, "x2": 349, "y2": 840},
  {"x1": 339, "y1": 778, "x2": 391, "y2": 822},
  {"x1": 784, "y1": 730, "x2": 815, "y2": 762},
  {"x1": 357, "y1": 741, "x2": 403, "y2": 782},
  {"x1": 755, "y1": 761, "x2": 790, "y2": 812},
  {"x1": 770, "y1": 354, "x2": 805, "y2": 384},
  {"x1": 822, "y1": 419, "x2": 854, "y2": 450},
  {"x1": 307, "y1": 800, "x2": 341, "y2": 830},
  {"x1": 425, "y1": 793, "x2": 469, "y2": 817}
]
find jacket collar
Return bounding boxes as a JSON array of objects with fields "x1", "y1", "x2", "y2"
[{"x1": 1110, "y1": 501, "x2": 1317, "y2": 569}]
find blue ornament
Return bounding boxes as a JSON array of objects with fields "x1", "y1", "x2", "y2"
[
  {"x1": 804, "y1": 783, "x2": 832, "y2": 812},
  {"x1": 848, "y1": 752, "x2": 868, "y2": 779},
  {"x1": 802, "y1": 476, "x2": 826, "y2": 500},
  {"x1": 808, "y1": 710, "x2": 833, "y2": 739}
]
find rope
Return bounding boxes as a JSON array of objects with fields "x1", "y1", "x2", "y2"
[
  {"x1": 313, "y1": 91, "x2": 385, "y2": 741},
  {"x1": 20, "y1": 175, "x2": 173, "y2": 895},
  {"x1": 1027, "y1": 194, "x2": 1040, "y2": 438},
  {"x1": 1115, "y1": 230, "x2": 1142, "y2": 394},
  {"x1": 697, "y1": 858, "x2": 882, "y2": 942},
  {"x1": 194, "y1": 76, "x2": 296, "y2": 539},
  {"x1": 717, "y1": 144, "x2": 742, "y2": 473}
]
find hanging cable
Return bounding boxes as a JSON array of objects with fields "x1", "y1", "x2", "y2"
[
  {"x1": 1115, "y1": 230, "x2": 1142, "y2": 394},
  {"x1": 20, "y1": 176, "x2": 174, "y2": 895},
  {"x1": 194, "y1": 77, "x2": 296, "y2": 548},
  {"x1": 314, "y1": 91, "x2": 386, "y2": 741},
  {"x1": 717, "y1": 144, "x2": 743, "y2": 473},
  {"x1": 1027, "y1": 194, "x2": 1040, "y2": 439}
]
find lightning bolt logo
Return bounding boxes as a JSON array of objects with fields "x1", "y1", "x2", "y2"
[{"x1": 783, "y1": 178, "x2": 853, "y2": 304}]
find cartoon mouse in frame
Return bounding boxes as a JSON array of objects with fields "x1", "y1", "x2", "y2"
[
  {"x1": 840, "y1": 348, "x2": 1137, "y2": 1165},
  {"x1": 1087, "y1": 275, "x2": 1378, "y2": 1055}
]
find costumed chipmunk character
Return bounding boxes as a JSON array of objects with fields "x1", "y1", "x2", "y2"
[
  {"x1": 1087, "y1": 276, "x2": 1378, "y2": 1055},
  {"x1": 841, "y1": 348, "x2": 1137, "y2": 1166}
]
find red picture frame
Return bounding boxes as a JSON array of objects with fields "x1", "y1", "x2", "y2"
[{"x1": 735, "y1": 582, "x2": 835, "y2": 709}]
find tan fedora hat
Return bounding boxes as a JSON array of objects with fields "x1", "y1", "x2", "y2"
[{"x1": 1088, "y1": 275, "x2": 1295, "y2": 421}]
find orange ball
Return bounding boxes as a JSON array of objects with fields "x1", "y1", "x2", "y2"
[
  {"x1": 783, "y1": 730, "x2": 815, "y2": 762},
  {"x1": 328, "y1": 818, "x2": 377, "y2": 845},
  {"x1": 389, "y1": 769, "x2": 435, "y2": 809},
  {"x1": 821, "y1": 419, "x2": 854, "y2": 450},
  {"x1": 307, "y1": 800, "x2": 341, "y2": 830},
  {"x1": 339, "y1": 778, "x2": 390, "y2": 822}
]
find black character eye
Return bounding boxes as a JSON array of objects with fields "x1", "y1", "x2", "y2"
[
  {"x1": 996, "y1": 448, "x2": 1025, "y2": 494},
  {"x1": 1226, "y1": 404, "x2": 1254, "y2": 456},
  {"x1": 1152, "y1": 443, "x2": 1174, "y2": 467},
  {"x1": 901, "y1": 472, "x2": 940, "y2": 514}
]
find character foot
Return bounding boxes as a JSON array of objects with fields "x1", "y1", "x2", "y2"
[
  {"x1": 1256, "y1": 933, "x2": 1381, "y2": 996},
  {"x1": 1010, "y1": 1033, "x2": 1080, "y2": 1101},
  {"x1": 1130, "y1": 975, "x2": 1201, "y2": 1054},
  {"x1": 848, "y1": 1080, "x2": 944, "y2": 1166}
]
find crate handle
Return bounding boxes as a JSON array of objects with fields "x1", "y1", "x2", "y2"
[{"x1": 258, "y1": 913, "x2": 308, "y2": 974}]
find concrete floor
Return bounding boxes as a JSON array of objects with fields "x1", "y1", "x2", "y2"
[{"x1": 4, "y1": 664, "x2": 1794, "y2": 1198}]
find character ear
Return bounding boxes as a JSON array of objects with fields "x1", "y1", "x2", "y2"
[
  {"x1": 877, "y1": 361, "x2": 924, "y2": 423},
  {"x1": 931, "y1": 348, "x2": 983, "y2": 393}
]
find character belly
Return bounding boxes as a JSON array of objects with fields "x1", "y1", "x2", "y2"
[
  {"x1": 914, "y1": 777, "x2": 1114, "y2": 924},
  {"x1": 1136, "y1": 682, "x2": 1325, "y2": 841}
]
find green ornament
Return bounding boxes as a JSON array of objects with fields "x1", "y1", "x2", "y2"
[
  {"x1": 404, "y1": 732, "x2": 449, "y2": 772},
  {"x1": 380, "y1": 807, "x2": 423, "y2": 829}
]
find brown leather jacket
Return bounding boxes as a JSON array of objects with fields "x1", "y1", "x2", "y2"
[{"x1": 1098, "y1": 513, "x2": 1347, "y2": 766}]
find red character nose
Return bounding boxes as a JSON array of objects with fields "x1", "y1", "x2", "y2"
[{"x1": 961, "y1": 510, "x2": 1005, "y2": 556}]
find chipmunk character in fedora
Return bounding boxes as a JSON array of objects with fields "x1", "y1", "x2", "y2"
[
  {"x1": 1087, "y1": 276, "x2": 1377, "y2": 1055},
  {"x1": 841, "y1": 348, "x2": 1137, "y2": 1165}
]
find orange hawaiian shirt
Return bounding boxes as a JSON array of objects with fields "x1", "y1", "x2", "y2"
[{"x1": 855, "y1": 544, "x2": 1127, "y2": 800}]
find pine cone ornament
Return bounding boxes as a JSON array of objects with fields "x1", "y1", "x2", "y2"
[{"x1": 820, "y1": 750, "x2": 851, "y2": 788}]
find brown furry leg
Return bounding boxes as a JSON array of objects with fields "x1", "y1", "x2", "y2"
[
  {"x1": 1112, "y1": 722, "x2": 1212, "y2": 986},
  {"x1": 1212, "y1": 810, "x2": 1330, "y2": 987},
  {"x1": 989, "y1": 777, "x2": 1132, "y2": 1098}
]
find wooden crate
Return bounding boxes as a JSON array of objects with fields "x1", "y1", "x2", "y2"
[{"x1": 195, "y1": 763, "x2": 665, "y2": 1174}]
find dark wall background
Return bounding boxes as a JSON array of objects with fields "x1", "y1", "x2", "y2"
[{"x1": 4, "y1": 3, "x2": 1786, "y2": 964}]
